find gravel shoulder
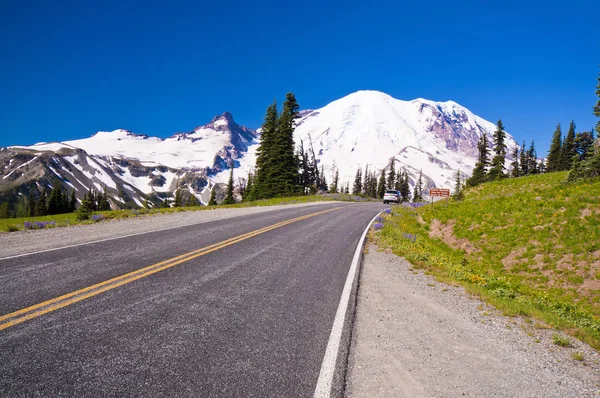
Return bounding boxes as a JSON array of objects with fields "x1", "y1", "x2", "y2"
[
  {"x1": 0, "y1": 201, "x2": 339, "y2": 258},
  {"x1": 346, "y1": 243, "x2": 600, "y2": 398}
]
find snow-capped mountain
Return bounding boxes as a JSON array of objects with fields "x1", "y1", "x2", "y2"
[
  {"x1": 1, "y1": 113, "x2": 257, "y2": 208},
  {"x1": 1, "y1": 90, "x2": 517, "y2": 209},
  {"x1": 229, "y1": 90, "x2": 517, "y2": 192}
]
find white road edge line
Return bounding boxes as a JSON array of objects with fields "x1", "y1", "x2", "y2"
[
  {"x1": 0, "y1": 202, "x2": 344, "y2": 261},
  {"x1": 313, "y1": 210, "x2": 383, "y2": 398}
]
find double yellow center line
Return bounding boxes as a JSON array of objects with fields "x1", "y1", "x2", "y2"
[{"x1": 0, "y1": 206, "x2": 344, "y2": 331}]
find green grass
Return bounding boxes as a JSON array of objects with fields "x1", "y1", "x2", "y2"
[
  {"x1": 0, "y1": 193, "x2": 366, "y2": 232},
  {"x1": 373, "y1": 172, "x2": 600, "y2": 350},
  {"x1": 553, "y1": 333, "x2": 573, "y2": 347}
]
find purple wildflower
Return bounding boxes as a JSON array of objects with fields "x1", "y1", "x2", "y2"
[
  {"x1": 373, "y1": 223, "x2": 384, "y2": 230},
  {"x1": 92, "y1": 214, "x2": 103, "y2": 222},
  {"x1": 384, "y1": 208, "x2": 392, "y2": 214}
]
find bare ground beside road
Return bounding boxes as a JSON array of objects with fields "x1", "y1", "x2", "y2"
[{"x1": 346, "y1": 243, "x2": 600, "y2": 398}]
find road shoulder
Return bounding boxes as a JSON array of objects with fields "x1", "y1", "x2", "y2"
[{"x1": 346, "y1": 243, "x2": 600, "y2": 398}]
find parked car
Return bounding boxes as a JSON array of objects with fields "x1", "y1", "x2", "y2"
[{"x1": 383, "y1": 190, "x2": 401, "y2": 204}]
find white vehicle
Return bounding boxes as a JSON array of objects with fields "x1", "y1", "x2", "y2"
[{"x1": 383, "y1": 190, "x2": 401, "y2": 204}]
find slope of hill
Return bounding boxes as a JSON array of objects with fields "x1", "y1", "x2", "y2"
[{"x1": 375, "y1": 172, "x2": 600, "y2": 349}]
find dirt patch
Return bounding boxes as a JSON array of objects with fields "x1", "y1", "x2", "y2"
[
  {"x1": 580, "y1": 207, "x2": 592, "y2": 219},
  {"x1": 429, "y1": 219, "x2": 478, "y2": 254},
  {"x1": 557, "y1": 254, "x2": 574, "y2": 271},
  {"x1": 502, "y1": 247, "x2": 527, "y2": 270}
]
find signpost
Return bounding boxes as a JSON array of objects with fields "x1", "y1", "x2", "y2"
[{"x1": 429, "y1": 188, "x2": 450, "y2": 205}]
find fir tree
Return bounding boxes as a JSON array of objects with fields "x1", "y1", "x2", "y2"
[
  {"x1": 330, "y1": 169, "x2": 339, "y2": 194},
  {"x1": 187, "y1": 193, "x2": 198, "y2": 207},
  {"x1": 574, "y1": 131, "x2": 595, "y2": 161},
  {"x1": 274, "y1": 93, "x2": 301, "y2": 196},
  {"x1": 69, "y1": 190, "x2": 77, "y2": 212},
  {"x1": 352, "y1": 167, "x2": 362, "y2": 195},
  {"x1": 394, "y1": 170, "x2": 402, "y2": 191},
  {"x1": 519, "y1": 140, "x2": 528, "y2": 176},
  {"x1": 546, "y1": 123, "x2": 562, "y2": 172},
  {"x1": 377, "y1": 169, "x2": 386, "y2": 199},
  {"x1": 223, "y1": 167, "x2": 236, "y2": 205},
  {"x1": 75, "y1": 192, "x2": 92, "y2": 220},
  {"x1": 28, "y1": 188, "x2": 37, "y2": 217},
  {"x1": 452, "y1": 170, "x2": 464, "y2": 201},
  {"x1": 569, "y1": 67, "x2": 600, "y2": 180},
  {"x1": 173, "y1": 189, "x2": 182, "y2": 207},
  {"x1": 47, "y1": 179, "x2": 63, "y2": 215},
  {"x1": 510, "y1": 146, "x2": 520, "y2": 178},
  {"x1": 527, "y1": 141, "x2": 538, "y2": 174},
  {"x1": 35, "y1": 190, "x2": 48, "y2": 216},
  {"x1": 412, "y1": 170, "x2": 424, "y2": 202},
  {"x1": 400, "y1": 170, "x2": 410, "y2": 202},
  {"x1": 318, "y1": 165, "x2": 328, "y2": 192},
  {"x1": 560, "y1": 121, "x2": 577, "y2": 170},
  {"x1": 387, "y1": 160, "x2": 395, "y2": 189},
  {"x1": 208, "y1": 187, "x2": 217, "y2": 206},
  {"x1": 466, "y1": 134, "x2": 490, "y2": 187},
  {"x1": 488, "y1": 120, "x2": 507, "y2": 180},
  {"x1": 244, "y1": 171, "x2": 254, "y2": 201},
  {"x1": 253, "y1": 101, "x2": 278, "y2": 199},
  {"x1": 98, "y1": 187, "x2": 110, "y2": 210}
]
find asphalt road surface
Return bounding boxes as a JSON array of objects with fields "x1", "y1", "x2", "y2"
[{"x1": 0, "y1": 202, "x2": 383, "y2": 397}]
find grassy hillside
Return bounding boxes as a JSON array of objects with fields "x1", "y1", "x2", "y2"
[{"x1": 375, "y1": 172, "x2": 600, "y2": 349}]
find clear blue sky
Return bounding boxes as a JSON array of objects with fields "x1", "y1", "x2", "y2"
[{"x1": 1, "y1": 0, "x2": 598, "y2": 154}]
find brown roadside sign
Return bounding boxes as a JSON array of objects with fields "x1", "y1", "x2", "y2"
[{"x1": 429, "y1": 188, "x2": 450, "y2": 197}]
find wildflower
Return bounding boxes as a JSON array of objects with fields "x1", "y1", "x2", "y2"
[
  {"x1": 384, "y1": 208, "x2": 392, "y2": 214},
  {"x1": 92, "y1": 214, "x2": 103, "y2": 222},
  {"x1": 373, "y1": 223, "x2": 384, "y2": 230},
  {"x1": 375, "y1": 216, "x2": 383, "y2": 222}
]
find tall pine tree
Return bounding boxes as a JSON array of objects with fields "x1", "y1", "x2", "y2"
[
  {"x1": 352, "y1": 167, "x2": 362, "y2": 195},
  {"x1": 560, "y1": 121, "x2": 576, "y2": 170},
  {"x1": 546, "y1": 123, "x2": 562, "y2": 172},
  {"x1": 466, "y1": 134, "x2": 490, "y2": 187},
  {"x1": 223, "y1": 167, "x2": 236, "y2": 205},
  {"x1": 377, "y1": 169, "x2": 386, "y2": 199},
  {"x1": 488, "y1": 120, "x2": 507, "y2": 180},
  {"x1": 387, "y1": 160, "x2": 395, "y2": 189}
]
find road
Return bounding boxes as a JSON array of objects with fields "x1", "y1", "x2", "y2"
[{"x1": 0, "y1": 202, "x2": 383, "y2": 397}]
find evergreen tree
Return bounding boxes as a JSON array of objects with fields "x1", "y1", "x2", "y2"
[
  {"x1": 330, "y1": 169, "x2": 339, "y2": 194},
  {"x1": 274, "y1": 93, "x2": 301, "y2": 196},
  {"x1": 352, "y1": 167, "x2": 362, "y2": 195},
  {"x1": 377, "y1": 169, "x2": 386, "y2": 199},
  {"x1": 569, "y1": 67, "x2": 600, "y2": 180},
  {"x1": 412, "y1": 170, "x2": 424, "y2": 202},
  {"x1": 76, "y1": 192, "x2": 93, "y2": 220},
  {"x1": 47, "y1": 179, "x2": 63, "y2": 215},
  {"x1": 466, "y1": 134, "x2": 490, "y2": 187},
  {"x1": 35, "y1": 190, "x2": 48, "y2": 216},
  {"x1": 187, "y1": 193, "x2": 198, "y2": 207},
  {"x1": 560, "y1": 121, "x2": 577, "y2": 170},
  {"x1": 244, "y1": 172, "x2": 254, "y2": 201},
  {"x1": 69, "y1": 190, "x2": 77, "y2": 212},
  {"x1": 400, "y1": 170, "x2": 410, "y2": 202},
  {"x1": 344, "y1": 183, "x2": 350, "y2": 194},
  {"x1": 223, "y1": 167, "x2": 236, "y2": 205},
  {"x1": 452, "y1": 170, "x2": 464, "y2": 201},
  {"x1": 510, "y1": 146, "x2": 520, "y2": 177},
  {"x1": 574, "y1": 131, "x2": 595, "y2": 161},
  {"x1": 173, "y1": 189, "x2": 182, "y2": 207},
  {"x1": 519, "y1": 140, "x2": 528, "y2": 176},
  {"x1": 527, "y1": 141, "x2": 538, "y2": 174},
  {"x1": 546, "y1": 123, "x2": 563, "y2": 172},
  {"x1": 318, "y1": 165, "x2": 328, "y2": 192},
  {"x1": 488, "y1": 120, "x2": 507, "y2": 180},
  {"x1": 98, "y1": 187, "x2": 110, "y2": 210},
  {"x1": 253, "y1": 101, "x2": 279, "y2": 199},
  {"x1": 387, "y1": 160, "x2": 395, "y2": 189},
  {"x1": 362, "y1": 165, "x2": 370, "y2": 196},
  {"x1": 394, "y1": 170, "x2": 402, "y2": 191},
  {"x1": 28, "y1": 188, "x2": 37, "y2": 217},
  {"x1": 208, "y1": 187, "x2": 217, "y2": 206}
]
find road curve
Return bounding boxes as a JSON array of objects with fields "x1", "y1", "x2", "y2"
[{"x1": 0, "y1": 202, "x2": 384, "y2": 397}]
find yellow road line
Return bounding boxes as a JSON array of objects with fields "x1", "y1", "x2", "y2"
[{"x1": 0, "y1": 206, "x2": 344, "y2": 331}]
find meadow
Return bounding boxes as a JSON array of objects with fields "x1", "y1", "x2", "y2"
[{"x1": 374, "y1": 172, "x2": 600, "y2": 349}]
